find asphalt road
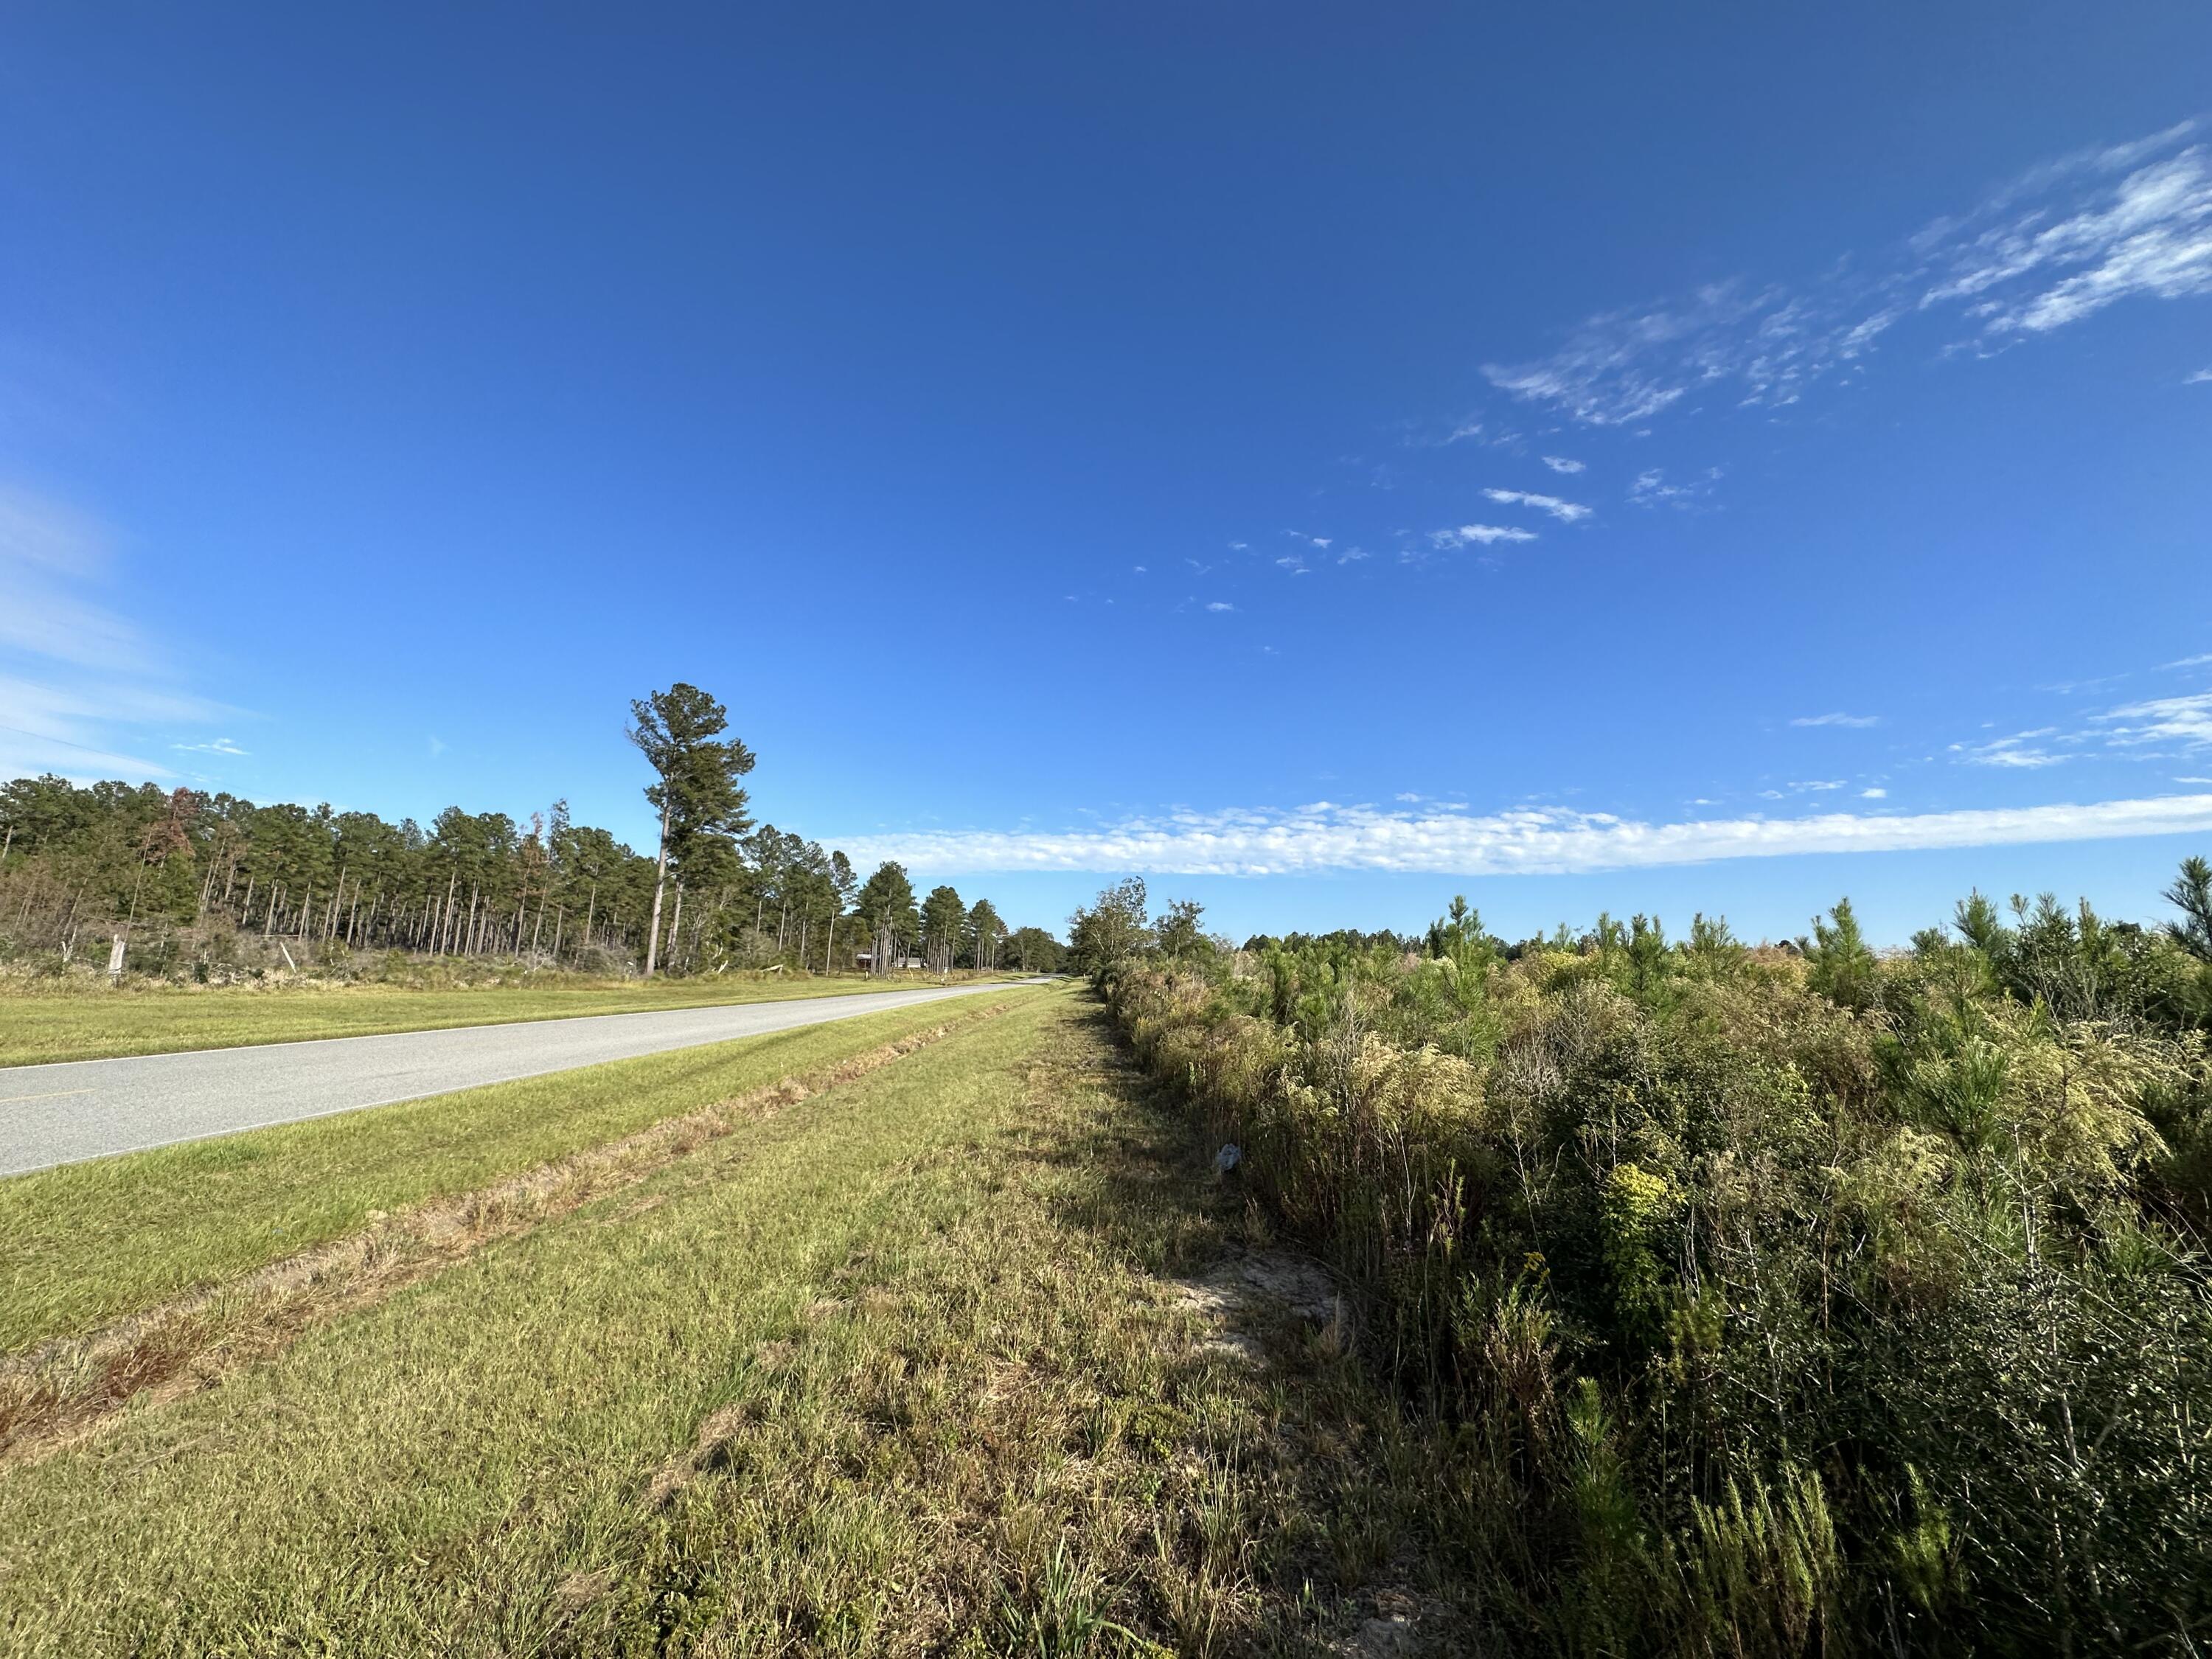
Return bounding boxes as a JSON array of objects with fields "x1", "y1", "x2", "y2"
[{"x1": 0, "y1": 981, "x2": 1035, "y2": 1177}]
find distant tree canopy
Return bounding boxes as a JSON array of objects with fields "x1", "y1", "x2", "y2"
[
  {"x1": 1067, "y1": 877, "x2": 1153, "y2": 978},
  {"x1": 0, "y1": 686, "x2": 1058, "y2": 981}
]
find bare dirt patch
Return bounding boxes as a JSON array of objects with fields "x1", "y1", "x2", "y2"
[{"x1": 1164, "y1": 1248, "x2": 1349, "y2": 1366}]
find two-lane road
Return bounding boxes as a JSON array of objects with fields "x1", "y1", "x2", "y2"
[{"x1": 0, "y1": 981, "x2": 1036, "y2": 1177}]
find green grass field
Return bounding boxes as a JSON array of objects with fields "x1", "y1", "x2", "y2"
[
  {"x1": 0, "y1": 987, "x2": 1449, "y2": 1655},
  {"x1": 0, "y1": 992, "x2": 1035, "y2": 1353},
  {"x1": 0, "y1": 970, "x2": 1023, "y2": 1068}
]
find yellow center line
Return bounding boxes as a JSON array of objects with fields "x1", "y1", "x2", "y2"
[{"x1": 0, "y1": 1088, "x2": 95, "y2": 1105}]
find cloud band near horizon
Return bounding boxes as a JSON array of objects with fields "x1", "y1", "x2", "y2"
[{"x1": 834, "y1": 793, "x2": 2212, "y2": 878}]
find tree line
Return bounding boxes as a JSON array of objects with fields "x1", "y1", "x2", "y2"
[{"x1": 0, "y1": 683, "x2": 1062, "y2": 981}]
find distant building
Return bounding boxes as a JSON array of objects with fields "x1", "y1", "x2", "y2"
[{"x1": 852, "y1": 951, "x2": 925, "y2": 971}]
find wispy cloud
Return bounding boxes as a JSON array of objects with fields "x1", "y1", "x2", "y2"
[
  {"x1": 1921, "y1": 140, "x2": 2212, "y2": 336},
  {"x1": 1952, "y1": 731, "x2": 2070, "y2": 768},
  {"x1": 1629, "y1": 467, "x2": 1721, "y2": 508},
  {"x1": 1541, "y1": 456, "x2": 1585, "y2": 474},
  {"x1": 1484, "y1": 487, "x2": 1592, "y2": 524},
  {"x1": 0, "y1": 484, "x2": 229, "y2": 781},
  {"x1": 837, "y1": 792, "x2": 2212, "y2": 877},
  {"x1": 1861, "y1": 787, "x2": 1888, "y2": 799},
  {"x1": 1205, "y1": 601, "x2": 1237, "y2": 613},
  {"x1": 173, "y1": 737, "x2": 248, "y2": 756},
  {"x1": 2188, "y1": 366, "x2": 2212, "y2": 384},
  {"x1": 0, "y1": 485, "x2": 142, "y2": 672},
  {"x1": 1429, "y1": 523, "x2": 1537, "y2": 549},
  {"x1": 1484, "y1": 122, "x2": 2212, "y2": 427},
  {"x1": 2094, "y1": 689, "x2": 2212, "y2": 749},
  {"x1": 1792, "y1": 712, "x2": 1881, "y2": 728}
]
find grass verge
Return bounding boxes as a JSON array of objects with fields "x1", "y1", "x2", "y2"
[
  {"x1": 0, "y1": 971, "x2": 1024, "y2": 1068},
  {"x1": 0, "y1": 991, "x2": 1040, "y2": 1354},
  {"x1": 0, "y1": 990, "x2": 1458, "y2": 1655}
]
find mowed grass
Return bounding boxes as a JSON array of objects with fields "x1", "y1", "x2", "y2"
[
  {"x1": 0, "y1": 991, "x2": 1041, "y2": 1353},
  {"x1": 0, "y1": 971, "x2": 1007, "y2": 1068},
  {"x1": 0, "y1": 990, "x2": 1451, "y2": 1656}
]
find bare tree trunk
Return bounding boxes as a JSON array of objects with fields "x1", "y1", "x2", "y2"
[
  {"x1": 644, "y1": 797, "x2": 672, "y2": 977},
  {"x1": 667, "y1": 881, "x2": 685, "y2": 975}
]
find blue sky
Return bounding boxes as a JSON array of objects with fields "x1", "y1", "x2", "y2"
[{"x1": 3, "y1": 2, "x2": 2209, "y2": 945}]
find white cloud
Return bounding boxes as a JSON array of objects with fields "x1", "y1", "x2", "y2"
[
  {"x1": 835, "y1": 792, "x2": 2212, "y2": 877},
  {"x1": 1205, "y1": 601, "x2": 1236, "y2": 613},
  {"x1": 1484, "y1": 487, "x2": 1592, "y2": 524},
  {"x1": 2185, "y1": 366, "x2": 2212, "y2": 384},
  {"x1": 1484, "y1": 123, "x2": 2212, "y2": 427},
  {"x1": 2094, "y1": 689, "x2": 2212, "y2": 749},
  {"x1": 1791, "y1": 779, "x2": 1846, "y2": 791},
  {"x1": 1429, "y1": 524, "x2": 1537, "y2": 549},
  {"x1": 1791, "y1": 712, "x2": 1881, "y2": 728},
  {"x1": 1952, "y1": 731, "x2": 2070, "y2": 768},
  {"x1": 1861, "y1": 787, "x2": 1888, "y2": 799},
  {"x1": 2162, "y1": 653, "x2": 2212, "y2": 669},
  {"x1": 1629, "y1": 467, "x2": 1721, "y2": 508},
  {"x1": 1924, "y1": 145, "x2": 2212, "y2": 335},
  {"x1": 1541, "y1": 456, "x2": 1585, "y2": 474},
  {"x1": 173, "y1": 737, "x2": 247, "y2": 756}
]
